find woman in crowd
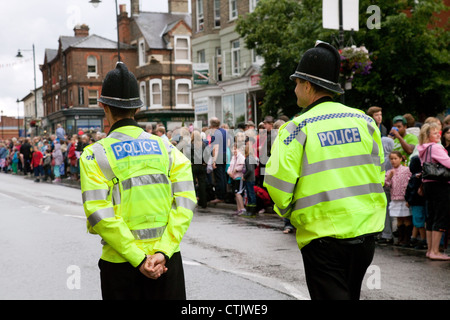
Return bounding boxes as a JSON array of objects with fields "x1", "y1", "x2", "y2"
[
  {"x1": 441, "y1": 125, "x2": 450, "y2": 155},
  {"x1": 417, "y1": 123, "x2": 450, "y2": 260}
]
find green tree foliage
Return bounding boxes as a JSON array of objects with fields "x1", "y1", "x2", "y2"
[{"x1": 236, "y1": 0, "x2": 449, "y2": 121}]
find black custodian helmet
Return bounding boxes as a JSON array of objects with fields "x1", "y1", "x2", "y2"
[
  {"x1": 290, "y1": 41, "x2": 344, "y2": 94},
  {"x1": 98, "y1": 62, "x2": 144, "y2": 109}
]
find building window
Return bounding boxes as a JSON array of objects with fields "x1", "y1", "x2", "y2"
[
  {"x1": 78, "y1": 87, "x2": 84, "y2": 106},
  {"x1": 175, "y1": 79, "x2": 191, "y2": 108},
  {"x1": 197, "y1": 49, "x2": 206, "y2": 63},
  {"x1": 231, "y1": 40, "x2": 240, "y2": 75},
  {"x1": 222, "y1": 93, "x2": 246, "y2": 128},
  {"x1": 249, "y1": 0, "x2": 260, "y2": 12},
  {"x1": 214, "y1": 0, "x2": 221, "y2": 27},
  {"x1": 87, "y1": 56, "x2": 97, "y2": 76},
  {"x1": 149, "y1": 79, "x2": 162, "y2": 108},
  {"x1": 175, "y1": 36, "x2": 190, "y2": 62},
  {"x1": 139, "y1": 39, "x2": 146, "y2": 66},
  {"x1": 140, "y1": 81, "x2": 147, "y2": 108},
  {"x1": 215, "y1": 47, "x2": 222, "y2": 81},
  {"x1": 229, "y1": 0, "x2": 238, "y2": 20},
  {"x1": 196, "y1": 0, "x2": 204, "y2": 32},
  {"x1": 88, "y1": 90, "x2": 98, "y2": 107}
]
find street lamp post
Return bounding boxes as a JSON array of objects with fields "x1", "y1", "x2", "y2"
[
  {"x1": 89, "y1": 0, "x2": 121, "y2": 62},
  {"x1": 16, "y1": 98, "x2": 20, "y2": 137},
  {"x1": 1, "y1": 110, "x2": 4, "y2": 139},
  {"x1": 16, "y1": 44, "x2": 38, "y2": 135}
]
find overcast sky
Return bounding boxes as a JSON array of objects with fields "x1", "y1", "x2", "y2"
[{"x1": 0, "y1": 0, "x2": 191, "y2": 117}]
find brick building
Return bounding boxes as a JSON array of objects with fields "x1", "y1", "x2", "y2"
[
  {"x1": 0, "y1": 114, "x2": 25, "y2": 140},
  {"x1": 191, "y1": 0, "x2": 264, "y2": 127},
  {"x1": 122, "y1": 0, "x2": 195, "y2": 131},
  {"x1": 40, "y1": 24, "x2": 136, "y2": 136}
]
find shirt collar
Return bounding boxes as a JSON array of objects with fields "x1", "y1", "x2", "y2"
[{"x1": 108, "y1": 118, "x2": 140, "y2": 136}]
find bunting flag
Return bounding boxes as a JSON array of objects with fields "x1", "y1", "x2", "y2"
[{"x1": 0, "y1": 57, "x2": 33, "y2": 70}]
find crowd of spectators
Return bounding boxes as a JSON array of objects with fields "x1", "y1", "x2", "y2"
[
  {"x1": 1, "y1": 112, "x2": 449, "y2": 251},
  {"x1": 368, "y1": 109, "x2": 450, "y2": 260}
]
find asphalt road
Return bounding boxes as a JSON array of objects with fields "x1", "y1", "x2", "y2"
[{"x1": 0, "y1": 173, "x2": 449, "y2": 300}]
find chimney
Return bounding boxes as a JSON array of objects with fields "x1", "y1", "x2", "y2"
[
  {"x1": 168, "y1": 0, "x2": 189, "y2": 14},
  {"x1": 130, "y1": 0, "x2": 140, "y2": 17},
  {"x1": 118, "y1": 4, "x2": 131, "y2": 44},
  {"x1": 73, "y1": 24, "x2": 89, "y2": 37}
]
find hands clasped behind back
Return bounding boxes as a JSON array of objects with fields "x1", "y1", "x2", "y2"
[{"x1": 139, "y1": 253, "x2": 168, "y2": 279}]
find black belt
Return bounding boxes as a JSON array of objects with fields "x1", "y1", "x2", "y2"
[{"x1": 319, "y1": 234, "x2": 376, "y2": 245}]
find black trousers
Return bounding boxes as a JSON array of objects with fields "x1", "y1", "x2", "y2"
[
  {"x1": 99, "y1": 252, "x2": 186, "y2": 300},
  {"x1": 300, "y1": 235, "x2": 375, "y2": 300}
]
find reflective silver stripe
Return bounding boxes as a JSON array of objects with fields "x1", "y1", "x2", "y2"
[
  {"x1": 275, "y1": 203, "x2": 292, "y2": 215},
  {"x1": 137, "y1": 131, "x2": 152, "y2": 139},
  {"x1": 82, "y1": 189, "x2": 109, "y2": 203},
  {"x1": 122, "y1": 174, "x2": 170, "y2": 191},
  {"x1": 175, "y1": 196, "x2": 196, "y2": 211},
  {"x1": 295, "y1": 130, "x2": 307, "y2": 146},
  {"x1": 172, "y1": 180, "x2": 195, "y2": 194},
  {"x1": 284, "y1": 122, "x2": 306, "y2": 146},
  {"x1": 92, "y1": 143, "x2": 116, "y2": 180},
  {"x1": 301, "y1": 154, "x2": 381, "y2": 177},
  {"x1": 131, "y1": 226, "x2": 166, "y2": 240},
  {"x1": 292, "y1": 183, "x2": 384, "y2": 211},
  {"x1": 109, "y1": 131, "x2": 135, "y2": 141},
  {"x1": 264, "y1": 175, "x2": 296, "y2": 194},
  {"x1": 285, "y1": 122, "x2": 297, "y2": 134},
  {"x1": 111, "y1": 184, "x2": 121, "y2": 205},
  {"x1": 88, "y1": 207, "x2": 115, "y2": 227}
]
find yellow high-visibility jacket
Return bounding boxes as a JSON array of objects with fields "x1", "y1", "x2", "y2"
[
  {"x1": 264, "y1": 100, "x2": 386, "y2": 249},
  {"x1": 80, "y1": 122, "x2": 196, "y2": 267}
]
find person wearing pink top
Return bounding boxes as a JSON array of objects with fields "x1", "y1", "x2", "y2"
[
  {"x1": 417, "y1": 122, "x2": 450, "y2": 261},
  {"x1": 385, "y1": 150, "x2": 412, "y2": 246},
  {"x1": 228, "y1": 144, "x2": 246, "y2": 215}
]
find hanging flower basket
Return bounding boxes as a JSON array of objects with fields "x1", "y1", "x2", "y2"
[{"x1": 339, "y1": 45, "x2": 372, "y2": 87}]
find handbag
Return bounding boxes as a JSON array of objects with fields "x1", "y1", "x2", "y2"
[{"x1": 422, "y1": 145, "x2": 450, "y2": 181}]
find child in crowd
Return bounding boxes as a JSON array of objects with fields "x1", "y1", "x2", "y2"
[
  {"x1": 52, "y1": 141, "x2": 63, "y2": 183},
  {"x1": 385, "y1": 151, "x2": 412, "y2": 246},
  {"x1": 11, "y1": 148, "x2": 19, "y2": 174},
  {"x1": 31, "y1": 145, "x2": 44, "y2": 182},
  {"x1": 227, "y1": 144, "x2": 246, "y2": 215},
  {"x1": 42, "y1": 149, "x2": 53, "y2": 182},
  {"x1": 405, "y1": 156, "x2": 427, "y2": 250},
  {"x1": 243, "y1": 144, "x2": 258, "y2": 216}
]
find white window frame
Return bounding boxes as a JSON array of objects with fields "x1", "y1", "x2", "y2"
[
  {"x1": 249, "y1": 0, "x2": 259, "y2": 12},
  {"x1": 174, "y1": 36, "x2": 191, "y2": 63},
  {"x1": 149, "y1": 79, "x2": 162, "y2": 109},
  {"x1": 140, "y1": 81, "x2": 147, "y2": 109},
  {"x1": 138, "y1": 39, "x2": 146, "y2": 66},
  {"x1": 175, "y1": 79, "x2": 192, "y2": 109},
  {"x1": 231, "y1": 40, "x2": 240, "y2": 76},
  {"x1": 87, "y1": 55, "x2": 98, "y2": 78},
  {"x1": 196, "y1": 0, "x2": 204, "y2": 32},
  {"x1": 229, "y1": 0, "x2": 238, "y2": 21},
  {"x1": 214, "y1": 0, "x2": 221, "y2": 28},
  {"x1": 88, "y1": 90, "x2": 98, "y2": 107}
]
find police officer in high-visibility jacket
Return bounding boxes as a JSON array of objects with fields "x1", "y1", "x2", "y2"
[
  {"x1": 264, "y1": 41, "x2": 386, "y2": 300},
  {"x1": 80, "y1": 62, "x2": 196, "y2": 300}
]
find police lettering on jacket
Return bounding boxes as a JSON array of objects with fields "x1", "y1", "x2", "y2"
[
  {"x1": 317, "y1": 127, "x2": 361, "y2": 147},
  {"x1": 111, "y1": 139, "x2": 162, "y2": 160}
]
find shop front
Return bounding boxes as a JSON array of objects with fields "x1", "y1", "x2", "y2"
[{"x1": 43, "y1": 107, "x2": 105, "y2": 138}]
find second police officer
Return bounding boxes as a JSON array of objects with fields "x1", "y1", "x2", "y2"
[{"x1": 264, "y1": 41, "x2": 386, "y2": 300}]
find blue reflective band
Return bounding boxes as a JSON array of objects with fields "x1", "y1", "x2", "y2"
[
  {"x1": 317, "y1": 127, "x2": 361, "y2": 147},
  {"x1": 111, "y1": 139, "x2": 162, "y2": 160}
]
